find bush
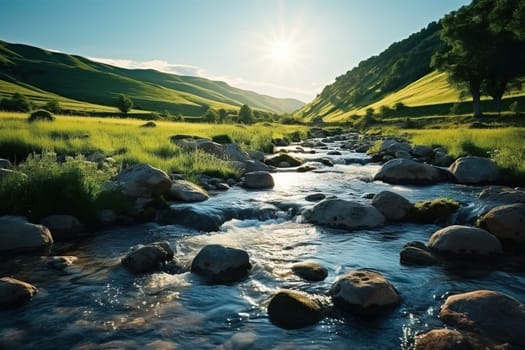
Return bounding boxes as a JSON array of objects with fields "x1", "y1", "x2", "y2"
[
  {"x1": 0, "y1": 153, "x2": 113, "y2": 222},
  {"x1": 0, "y1": 93, "x2": 32, "y2": 112},
  {"x1": 28, "y1": 109, "x2": 55, "y2": 122},
  {"x1": 44, "y1": 100, "x2": 62, "y2": 114}
]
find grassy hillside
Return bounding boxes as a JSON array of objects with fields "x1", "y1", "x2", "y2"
[
  {"x1": 0, "y1": 40, "x2": 304, "y2": 116},
  {"x1": 295, "y1": 21, "x2": 525, "y2": 123}
]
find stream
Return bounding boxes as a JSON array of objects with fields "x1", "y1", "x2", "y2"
[{"x1": 1, "y1": 136, "x2": 524, "y2": 349}]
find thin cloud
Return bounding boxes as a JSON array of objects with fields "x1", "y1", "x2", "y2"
[{"x1": 88, "y1": 56, "x2": 315, "y2": 101}]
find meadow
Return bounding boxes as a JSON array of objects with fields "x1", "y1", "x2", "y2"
[{"x1": 0, "y1": 112, "x2": 308, "y2": 179}]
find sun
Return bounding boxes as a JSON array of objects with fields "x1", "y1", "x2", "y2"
[{"x1": 267, "y1": 38, "x2": 297, "y2": 66}]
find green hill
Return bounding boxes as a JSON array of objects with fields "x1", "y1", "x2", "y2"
[
  {"x1": 0, "y1": 40, "x2": 304, "y2": 116},
  {"x1": 295, "y1": 21, "x2": 525, "y2": 123}
]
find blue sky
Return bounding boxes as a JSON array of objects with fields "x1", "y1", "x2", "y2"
[{"x1": 0, "y1": 0, "x2": 469, "y2": 101}]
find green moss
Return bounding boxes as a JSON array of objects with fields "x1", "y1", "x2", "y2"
[{"x1": 410, "y1": 197, "x2": 460, "y2": 224}]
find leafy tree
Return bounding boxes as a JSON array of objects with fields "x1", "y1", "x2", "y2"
[
  {"x1": 218, "y1": 108, "x2": 227, "y2": 123},
  {"x1": 509, "y1": 101, "x2": 519, "y2": 114},
  {"x1": 432, "y1": 0, "x2": 525, "y2": 117},
  {"x1": 116, "y1": 94, "x2": 133, "y2": 114},
  {"x1": 44, "y1": 99, "x2": 62, "y2": 114},
  {"x1": 0, "y1": 93, "x2": 32, "y2": 112},
  {"x1": 238, "y1": 104, "x2": 254, "y2": 124},
  {"x1": 202, "y1": 107, "x2": 218, "y2": 123}
]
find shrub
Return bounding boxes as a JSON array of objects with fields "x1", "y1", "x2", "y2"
[
  {"x1": 44, "y1": 100, "x2": 62, "y2": 114},
  {"x1": 0, "y1": 93, "x2": 32, "y2": 112},
  {"x1": 0, "y1": 153, "x2": 113, "y2": 222},
  {"x1": 28, "y1": 109, "x2": 55, "y2": 122},
  {"x1": 509, "y1": 101, "x2": 519, "y2": 114}
]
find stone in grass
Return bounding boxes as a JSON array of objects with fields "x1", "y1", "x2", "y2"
[
  {"x1": 191, "y1": 244, "x2": 251, "y2": 284},
  {"x1": 267, "y1": 289, "x2": 323, "y2": 329}
]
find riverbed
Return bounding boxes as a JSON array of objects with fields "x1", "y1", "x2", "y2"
[{"x1": 1, "y1": 137, "x2": 524, "y2": 349}]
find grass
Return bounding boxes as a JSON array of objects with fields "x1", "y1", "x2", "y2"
[
  {"x1": 0, "y1": 112, "x2": 308, "y2": 179},
  {"x1": 387, "y1": 127, "x2": 525, "y2": 182}
]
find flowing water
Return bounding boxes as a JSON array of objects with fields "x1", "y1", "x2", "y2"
[{"x1": 1, "y1": 137, "x2": 524, "y2": 349}]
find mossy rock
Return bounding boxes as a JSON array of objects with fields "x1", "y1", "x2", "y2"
[
  {"x1": 212, "y1": 134, "x2": 234, "y2": 144},
  {"x1": 141, "y1": 121, "x2": 157, "y2": 128},
  {"x1": 28, "y1": 109, "x2": 55, "y2": 122},
  {"x1": 265, "y1": 153, "x2": 304, "y2": 167},
  {"x1": 410, "y1": 198, "x2": 460, "y2": 224}
]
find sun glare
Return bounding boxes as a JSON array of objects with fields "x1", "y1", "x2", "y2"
[{"x1": 267, "y1": 39, "x2": 297, "y2": 65}]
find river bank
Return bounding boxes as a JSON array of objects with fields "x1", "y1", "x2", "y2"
[{"x1": 1, "y1": 128, "x2": 525, "y2": 349}]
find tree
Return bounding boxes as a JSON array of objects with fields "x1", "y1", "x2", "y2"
[
  {"x1": 0, "y1": 93, "x2": 32, "y2": 112},
  {"x1": 218, "y1": 108, "x2": 227, "y2": 123},
  {"x1": 116, "y1": 94, "x2": 133, "y2": 114},
  {"x1": 238, "y1": 104, "x2": 254, "y2": 124},
  {"x1": 432, "y1": 0, "x2": 525, "y2": 117},
  {"x1": 44, "y1": 99, "x2": 62, "y2": 114},
  {"x1": 202, "y1": 107, "x2": 218, "y2": 123}
]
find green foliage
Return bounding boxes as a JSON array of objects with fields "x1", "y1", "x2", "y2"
[
  {"x1": 116, "y1": 94, "x2": 133, "y2": 114},
  {"x1": 44, "y1": 99, "x2": 62, "y2": 114},
  {"x1": 28, "y1": 109, "x2": 55, "y2": 122},
  {"x1": 0, "y1": 153, "x2": 113, "y2": 222},
  {"x1": 0, "y1": 92, "x2": 32, "y2": 112},
  {"x1": 432, "y1": 0, "x2": 525, "y2": 117},
  {"x1": 238, "y1": 104, "x2": 254, "y2": 124},
  {"x1": 202, "y1": 107, "x2": 219, "y2": 123},
  {"x1": 410, "y1": 197, "x2": 460, "y2": 224},
  {"x1": 449, "y1": 103, "x2": 461, "y2": 115},
  {"x1": 509, "y1": 101, "x2": 519, "y2": 114}
]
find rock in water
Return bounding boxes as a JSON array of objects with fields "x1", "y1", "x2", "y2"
[
  {"x1": 449, "y1": 156, "x2": 501, "y2": 184},
  {"x1": 0, "y1": 277, "x2": 38, "y2": 310},
  {"x1": 0, "y1": 216, "x2": 53, "y2": 253},
  {"x1": 303, "y1": 199, "x2": 385, "y2": 230},
  {"x1": 373, "y1": 158, "x2": 445, "y2": 185},
  {"x1": 372, "y1": 191, "x2": 412, "y2": 221},
  {"x1": 191, "y1": 244, "x2": 251, "y2": 283},
  {"x1": 440, "y1": 290, "x2": 525, "y2": 347},
  {"x1": 478, "y1": 203, "x2": 525, "y2": 245},
  {"x1": 242, "y1": 171, "x2": 275, "y2": 189},
  {"x1": 165, "y1": 180, "x2": 209, "y2": 202},
  {"x1": 329, "y1": 270, "x2": 400, "y2": 315},
  {"x1": 414, "y1": 328, "x2": 498, "y2": 350},
  {"x1": 428, "y1": 225, "x2": 502, "y2": 257},
  {"x1": 122, "y1": 242, "x2": 174, "y2": 274},
  {"x1": 40, "y1": 215, "x2": 84, "y2": 241},
  {"x1": 267, "y1": 289, "x2": 323, "y2": 329},
  {"x1": 291, "y1": 261, "x2": 328, "y2": 281}
]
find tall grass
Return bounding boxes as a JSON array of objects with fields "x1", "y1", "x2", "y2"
[
  {"x1": 0, "y1": 112, "x2": 308, "y2": 178},
  {"x1": 401, "y1": 128, "x2": 525, "y2": 178}
]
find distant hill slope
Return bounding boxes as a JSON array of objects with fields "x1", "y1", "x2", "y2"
[
  {"x1": 0, "y1": 40, "x2": 304, "y2": 115},
  {"x1": 295, "y1": 22, "x2": 443, "y2": 122}
]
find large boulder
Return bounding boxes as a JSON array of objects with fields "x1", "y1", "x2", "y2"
[
  {"x1": 242, "y1": 171, "x2": 275, "y2": 189},
  {"x1": 291, "y1": 261, "x2": 328, "y2": 281},
  {"x1": 372, "y1": 191, "x2": 413, "y2": 221},
  {"x1": 265, "y1": 153, "x2": 304, "y2": 168},
  {"x1": 165, "y1": 180, "x2": 209, "y2": 202},
  {"x1": 478, "y1": 186, "x2": 525, "y2": 204},
  {"x1": 191, "y1": 244, "x2": 251, "y2": 283},
  {"x1": 440, "y1": 290, "x2": 525, "y2": 347},
  {"x1": 303, "y1": 199, "x2": 385, "y2": 230},
  {"x1": 428, "y1": 225, "x2": 502, "y2": 256},
  {"x1": 373, "y1": 159, "x2": 446, "y2": 185},
  {"x1": 267, "y1": 289, "x2": 323, "y2": 329},
  {"x1": 0, "y1": 277, "x2": 38, "y2": 310},
  {"x1": 478, "y1": 203, "x2": 525, "y2": 245},
  {"x1": 329, "y1": 270, "x2": 400, "y2": 315},
  {"x1": 113, "y1": 163, "x2": 172, "y2": 198},
  {"x1": 40, "y1": 215, "x2": 84, "y2": 241},
  {"x1": 449, "y1": 156, "x2": 501, "y2": 184},
  {"x1": 0, "y1": 216, "x2": 53, "y2": 253},
  {"x1": 414, "y1": 328, "x2": 498, "y2": 350},
  {"x1": 195, "y1": 139, "x2": 224, "y2": 158},
  {"x1": 379, "y1": 138, "x2": 411, "y2": 154},
  {"x1": 242, "y1": 160, "x2": 270, "y2": 174},
  {"x1": 411, "y1": 145, "x2": 434, "y2": 161},
  {"x1": 223, "y1": 143, "x2": 250, "y2": 162},
  {"x1": 121, "y1": 242, "x2": 174, "y2": 274}
]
